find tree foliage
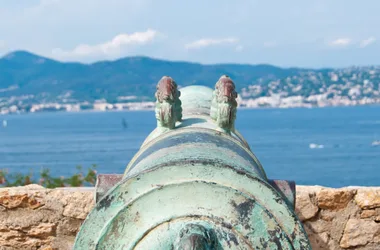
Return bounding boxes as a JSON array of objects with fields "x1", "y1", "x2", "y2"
[{"x1": 0, "y1": 165, "x2": 97, "y2": 188}]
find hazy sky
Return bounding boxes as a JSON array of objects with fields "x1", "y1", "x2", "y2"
[{"x1": 0, "y1": 0, "x2": 379, "y2": 67}]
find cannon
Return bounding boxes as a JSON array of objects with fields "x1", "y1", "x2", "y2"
[{"x1": 74, "y1": 76, "x2": 311, "y2": 249}]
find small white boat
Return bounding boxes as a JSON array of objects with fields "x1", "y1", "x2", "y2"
[
  {"x1": 371, "y1": 140, "x2": 380, "y2": 147},
  {"x1": 309, "y1": 143, "x2": 324, "y2": 149}
]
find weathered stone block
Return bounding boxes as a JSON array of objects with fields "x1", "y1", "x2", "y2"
[
  {"x1": 295, "y1": 190, "x2": 319, "y2": 221},
  {"x1": 317, "y1": 188, "x2": 355, "y2": 210},
  {"x1": 50, "y1": 189, "x2": 94, "y2": 219},
  {"x1": 340, "y1": 218, "x2": 380, "y2": 248},
  {"x1": 355, "y1": 188, "x2": 380, "y2": 209},
  {"x1": 361, "y1": 209, "x2": 377, "y2": 218}
]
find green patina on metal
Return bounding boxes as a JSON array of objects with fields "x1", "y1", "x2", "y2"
[
  {"x1": 73, "y1": 76, "x2": 312, "y2": 249},
  {"x1": 210, "y1": 75, "x2": 238, "y2": 134},
  {"x1": 154, "y1": 76, "x2": 182, "y2": 130}
]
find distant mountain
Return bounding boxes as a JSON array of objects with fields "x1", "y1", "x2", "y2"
[
  {"x1": 0, "y1": 50, "x2": 303, "y2": 102},
  {"x1": 1, "y1": 50, "x2": 380, "y2": 113}
]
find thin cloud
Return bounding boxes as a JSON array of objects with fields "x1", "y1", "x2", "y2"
[
  {"x1": 185, "y1": 37, "x2": 239, "y2": 50},
  {"x1": 235, "y1": 45, "x2": 244, "y2": 52},
  {"x1": 27, "y1": 0, "x2": 61, "y2": 12},
  {"x1": 52, "y1": 29, "x2": 159, "y2": 58},
  {"x1": 359, "y1": 37, "x2": 376, "y2": 48},
  {"x1": 263, "y1": 41, "x2": 277, "y2": 48},
  {"x1": 39, "y1": 0, "x2": 61, "y2": 7},
  {"x1": 0, "y1": 40, "x2": 5, "y2": 48},
  {"x1": 329, "y1": 38, "x2": 351, "y2": 46}
]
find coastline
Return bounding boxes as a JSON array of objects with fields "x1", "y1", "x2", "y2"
[{"x1": 1, "y1": 102, "x2": 380, "y2": 116}]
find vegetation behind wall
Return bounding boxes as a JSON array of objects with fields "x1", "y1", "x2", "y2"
[{"x1": 0, "y1": 165, "x2": 97, "y2": 188}]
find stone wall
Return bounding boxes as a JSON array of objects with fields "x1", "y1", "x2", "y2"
[
  {"x1": 0, "y1": 185, "x2": 379, "y2": 250},
  {"x1": 296, "y1": 186, "x2": 380, "y2": 249}
]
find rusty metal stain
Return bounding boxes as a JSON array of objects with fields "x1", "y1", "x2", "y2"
[{"x1": 95, "y1": 174, "x2": 123, "y2": 202}]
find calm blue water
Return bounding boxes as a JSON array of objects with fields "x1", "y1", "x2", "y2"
[{"x1": 0, "y1": 106, "x2": 379, "y2": 188}]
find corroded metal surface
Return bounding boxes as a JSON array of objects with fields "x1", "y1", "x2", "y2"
[
  {"x1": 155, "y1": 76, "x2": 182, "y2": 129},
  {"x1": 210, "y1": 75, "x2": 238, "y2": 134},
  {"x1": 94, "y1": 174, "x2": 123, "y2": 202},
  {"x1": 268, "y1": 179, "x2": 296, "y2": 209},
  {"x1": 174, "y1": 224, "x2": 218, "y2": 250},
  {"x1": 179, "y1": 85, "x2": 214, "y2": 116},
  {"x1": 124, "y1": 129, "x2": 267, "y2": 179},
  {"x1": 74, "y1": 75, "x2": 311, "y2": 249}
]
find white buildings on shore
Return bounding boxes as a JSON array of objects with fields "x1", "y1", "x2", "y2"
[{"x1": 2, "y1": 65, "x2": 380, "y2": 114}]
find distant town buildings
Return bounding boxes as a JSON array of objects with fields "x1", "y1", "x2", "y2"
[
  {"x1": 1, "y1": 66, "x2": 380, "y2": 114},
  {"x1": 238, "y1": 66, "x2": 380, "y2": 108}
]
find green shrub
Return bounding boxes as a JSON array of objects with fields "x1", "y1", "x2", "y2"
[{"x1": 0, "y1": 165, "x2": 97, "y2": 188}]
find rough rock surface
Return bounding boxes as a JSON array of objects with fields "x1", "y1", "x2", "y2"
[
  {"x1": 0, "y1": 185, "x2": 379, "y2": 249},
  {"x1": 0, "y1": 185, "x2": 94, "y2": 250},
  {"x1": 296, "y1": 186, "x2": 380, "y2": 250}
]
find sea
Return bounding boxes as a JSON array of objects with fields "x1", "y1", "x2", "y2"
[{"x1": 0, "y1": 106, "x2": 379, "y2": 188}]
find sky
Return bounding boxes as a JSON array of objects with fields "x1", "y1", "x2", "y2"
[{"x1": 0, "y1": 0, "x2": 379, "y2": 68}]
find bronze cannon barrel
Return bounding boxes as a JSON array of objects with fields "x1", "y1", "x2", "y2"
[{"x1": 74, "y1": 76, "x2": 311, "y2": 249}]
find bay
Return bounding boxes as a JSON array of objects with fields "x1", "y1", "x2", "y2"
[{"x1": 0, "y1": 106, "x2": 379, "y2": 188}]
